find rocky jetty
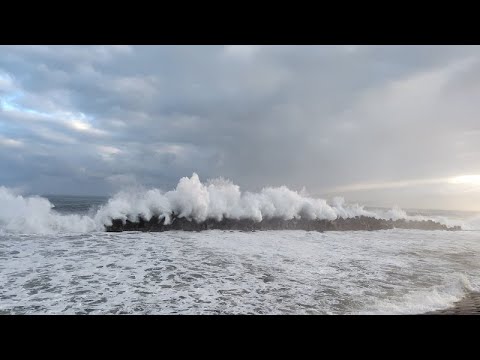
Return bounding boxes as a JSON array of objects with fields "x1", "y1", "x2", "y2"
[{"x1": 105, "y1": 214, "x2": 461, "y2": 232}]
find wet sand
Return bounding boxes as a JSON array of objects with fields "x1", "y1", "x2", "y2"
[{"x1": 424, "y1": 292, "x2": 480, "y2": 315}]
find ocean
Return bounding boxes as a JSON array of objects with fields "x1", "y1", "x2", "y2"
[{"x1": 1, "y1": 192, "x2": 480, "y2": 315}]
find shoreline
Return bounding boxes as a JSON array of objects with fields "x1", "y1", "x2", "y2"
[{"x1": 424, "y1": 292, "x2": 480, "y2": 315}]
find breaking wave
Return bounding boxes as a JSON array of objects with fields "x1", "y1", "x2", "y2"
[
  {"x1": 0, "y1": 186, "x2": 97, "y2": 234},
  {"x1": 356, "y1": 272, "x2": 480, "y2": 315},
  {"x1": 0, "y1": 173, "x2": 477, "y2": 234}
]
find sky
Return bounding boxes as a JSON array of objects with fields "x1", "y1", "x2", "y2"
[{"x1": 1, "y1": 45, "x2": 480, "y2": 211}]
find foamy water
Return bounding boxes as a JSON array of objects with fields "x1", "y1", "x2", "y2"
[
  {"x1": 1, "y1": 229, "x2": 479, "y2": 314},
  {"x1": 1, "y1": 174, "x2": 480, "y2": 314}
]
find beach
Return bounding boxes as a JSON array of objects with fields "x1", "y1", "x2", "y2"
[{"x1": 424, "y1": 292, "x2": 480, "y2": 315}]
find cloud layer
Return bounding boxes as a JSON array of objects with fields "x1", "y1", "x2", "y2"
[{"x1": 1, "y1": 45, "x2": 480, "y2": 210}]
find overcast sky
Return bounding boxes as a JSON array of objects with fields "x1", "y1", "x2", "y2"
[{"x1": 1, "y1": 45, "x2": 480, "y2": 211}]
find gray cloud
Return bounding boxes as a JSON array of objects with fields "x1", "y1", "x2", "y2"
[{"x1": 1, "y1": 45, "x2": 480, "y2": 210}]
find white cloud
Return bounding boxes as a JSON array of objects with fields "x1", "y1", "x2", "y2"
[
  {"x1": 98, "y1": 145, "x2": 121, "y2": 154},
  {"x1": 97, "y1": 145, "x2": 122, "y2": 161},
  {"x1": 109, "y1": 75, "x2": 159, "y2": 99},
  {"x1": 0, "y1": 71, "x2": 15, "y2": 92},
  {"x1": 33, "y1": 127, "x2": 77, "y2": 144},
  {"x1": 155, "y1": 144, "x2": 185, "y2": 156},
  {"x1": 4, "y1": 45, "x2": 134, "y2": 64},
  {"x1": 68, "y1": 119, "x2": 106, "y2": 136},
  {"x1": 0, "y1": 136, "x2": 23, "y2": 148},
  {"x1": 223, "y1": 45, "x2": 259, "y2": 60}
]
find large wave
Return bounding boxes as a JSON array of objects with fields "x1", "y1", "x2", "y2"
[
  {"x1": 0, "y1": 173, "x2": 476, "y2": 234},
  {"x1": 0, "y1": 186, "x2": 98, "y2": 234}
]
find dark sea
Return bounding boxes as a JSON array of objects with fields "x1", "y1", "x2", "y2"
[{"x1": 45, "y1": 195, "x2": 108, "y2": 215}]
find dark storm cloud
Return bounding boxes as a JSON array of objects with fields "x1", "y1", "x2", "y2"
[{"x1": 1, "y1": 45, "x2": 480, "y2": 209}]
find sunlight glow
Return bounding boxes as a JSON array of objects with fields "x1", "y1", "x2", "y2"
[{"x1": 449, "y1": 175, "x2": 480, "y2": 186}]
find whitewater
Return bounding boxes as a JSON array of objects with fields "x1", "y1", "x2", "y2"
[
  {"x1": 1, "y1": 173, "x2": 477, "y2": 234},
  {"x1": 1, "y1": 173, "x2": 480, "y2": 314}
]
